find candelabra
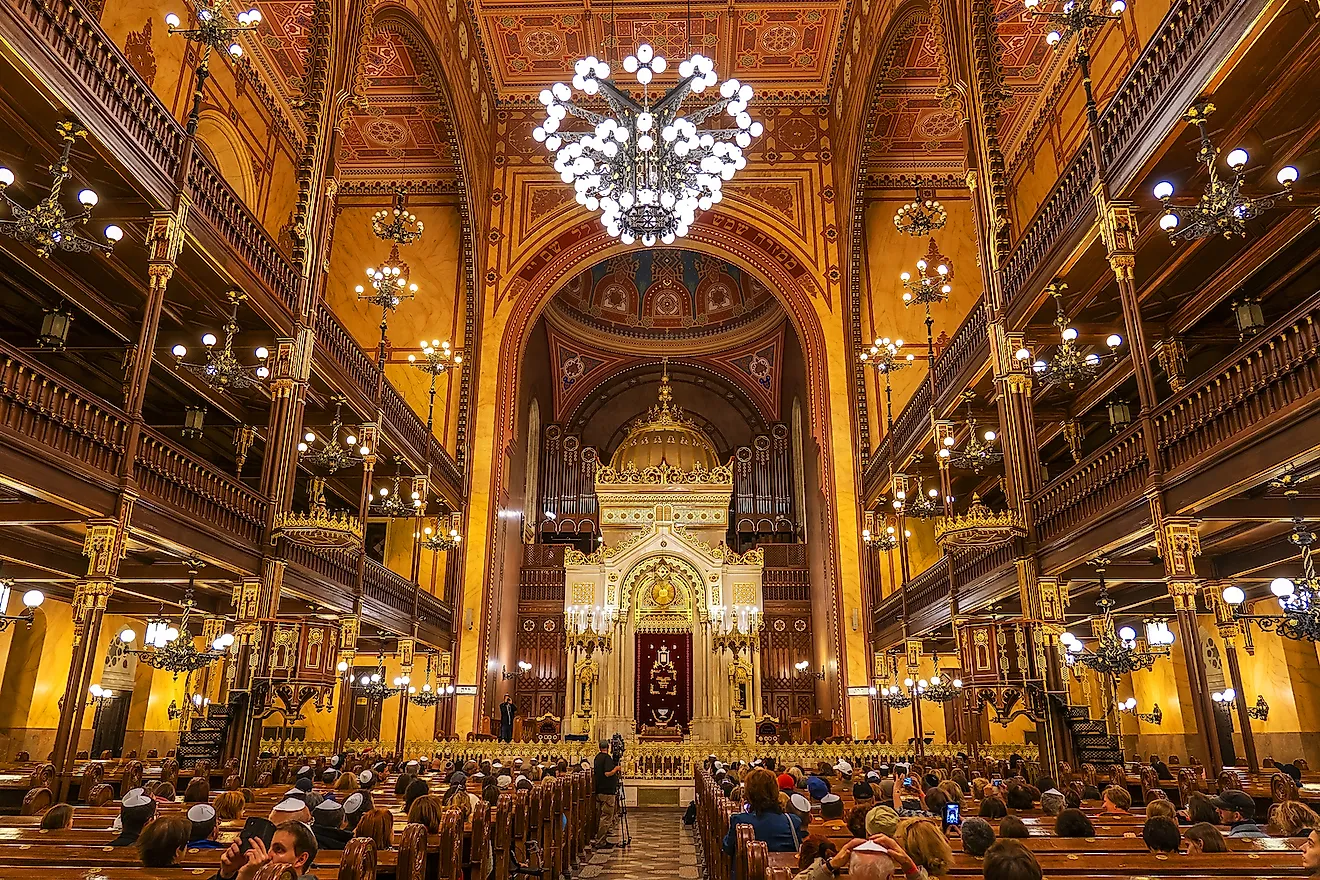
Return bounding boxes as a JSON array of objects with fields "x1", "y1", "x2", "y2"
[
  {"x1": 935, "y1": 494, "x2": 1026, "y2": 554},
  {"x1": 0, "y1": 121, "x2": 124, "y2": 257},
  {"x1": 533, "y1": 46, "x2": 762, "y2": 245},
  {"x1": 1116, "y1": 697, "x2": 1163, "y2": 724},
  {"x1": 406, "y1": 655, "x2": 444, "y2": 707},
  {"x1": 1016, "y1": 284, "x2": 1122, "y2": 389},
  {"x1": 371, "y1": 458, "x2": 420, "y2": 519},
  {"x1": 171, "y1": 290, "x2": 270, "y2": 391},
  {"x1": 355, "y1": 663, "x2": 408, "y2": 701},
  {"x1": 794, "y1": 660, "x2": 826, "y2": 681},
  {"x1": 862, "y1": 519, "x2": 902, "y2": 551},
  {"x1": 407, "y1": 337, "x2": 465, "y2": 550},
  {"x1": 565, "y1": 605, "x2": 616, "y2": 656},
  {"x1": 902, "y1": 473, "x2": 944, "y2": 520},
  {"x1": 919, "y1": 661, "x2": 964, "y2": 704},
  {"x1": 893, "y1": 184, "x2": 947, "y2": 237},
  {"x1": 1152, "y1": 102, "x2": 1299, "y2": 242},
  {"x1": 502, "y1": 661, "x2": 533, "y2": 680},
  {"x1": 0, "y1": 577, "x2": 45, "y2": 633},
  {"x1": 1212, "y1": 689, "x2": 1269, "y2": 721},
  {"x1": 710, "y1": 604, "x2": 762, "y2": 655},
  {"x1": 165, "y1": 0, "x2": 261, "y2": 135},
  {"x1": 121, "y1": 561, "x2": 233, "y2": 677},
  {"x1": 1062, "y1": 562, "x2": 1175, "y2": 677},
  {"x1": 298, "y1": 398, "x2": 371, "y2": 474},
  {"x1": 877, "y1": 683, "x2": 913, "y2": 709},
  {"x1": 939, "y1": 392, "x2": 1002, "y2": 474}
]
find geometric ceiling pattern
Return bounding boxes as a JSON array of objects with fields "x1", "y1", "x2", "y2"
[{"x1": 470, "y1": 3, "x2": 844, "y2": 102}]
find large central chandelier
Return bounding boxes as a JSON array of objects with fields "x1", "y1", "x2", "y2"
[{"x1": 534, "y1": 45, "x2": 762, "y2": 245}]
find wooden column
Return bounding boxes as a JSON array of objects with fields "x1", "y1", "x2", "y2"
[
  {"x1": 53, "y1": 516, "x2": 127, "y2": 801},
  {"x1": 1206, "y1": 584, "x2": 1259, "y2": 772}
]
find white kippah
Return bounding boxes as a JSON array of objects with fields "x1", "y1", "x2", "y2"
[
  {"x1": 187, "y1": 803, "x2": 216, "y2": 822},
  {"x1": 273, "y1": 798, "x2": 306, "y2": 812},
  {"x1": 789, "y1": 794, "x2": 811, "y2": 812},
  {"x1": 123, "y1": 787, "x2": 145, "y2": 801},
  {"x1": 298, "y1": 765, "x2": 311, "y2": 775},
  {"x1": 751, "y1": 760, "x2": 763, "y2": 766},
  {"x1": 493, "y1": 761, "x2": 502, "y2": 768},
  {"x1": 330, "y1": 756, "x2": 341, "y2": 767},
  {"x1": 867, "y1": 771, "x2": 881, "y2": 781},
  {"x1": 406, "y1": 761, "x2": 419, "y2": 770},
  {"x1": 314, "y1": 799, "x2": 342, "y2": 811},
  {"x1": 122, "y1": 791, "x2": 152, "y2": 809},
  {"x1": 343, "y1": 792, "x2": 365, "y2": 813},
  {"x1": 820, "y1": 793, "x2": 841, "y2": 804},
  {"x1": 285, "y1": 788, "x2": 302, "y2": 796},
  {"x1": 358, "y1": 770, "x2": 374, "y2": 784}
]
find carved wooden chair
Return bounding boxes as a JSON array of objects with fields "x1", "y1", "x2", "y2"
[
  {"x1": 86, "y1": 783, "x2": 114, "y2": 806},
  {"x1": 1272, "y1": 771, "x2": 1301, "y2": 803},
  {"x1": 338, "y1": 836, "x2": 378, "y2": 880}
]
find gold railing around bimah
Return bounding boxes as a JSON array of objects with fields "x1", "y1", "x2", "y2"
[{"x1": 260, "y1": 739, "x2": 1037, "y2": 780}]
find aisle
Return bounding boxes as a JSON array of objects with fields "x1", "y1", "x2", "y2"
[{"x1": 577, "y1": 810, "x2": 699, "y2": 880}]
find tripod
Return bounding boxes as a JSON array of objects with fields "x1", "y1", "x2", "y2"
[{"x1": 615, "y1": 773, "x2": 632, "y2": 847}]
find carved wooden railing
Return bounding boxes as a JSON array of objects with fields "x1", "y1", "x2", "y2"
[
  {"x1": 519, "y1": 566, "x2": 566, "y2": 603},
  {"x1": 762, "y1": 543, "x2": 807, "y2": 567},
  {"x1": 186, "y1": 159, "x2": 300, "y2": 314},
  {"x1": 134, "y1": 429, "x2": 267, "y2": 546},
  {"x1": 933, "y1": 301, "x2": 988, "y2": 394},
  {"x1": 905, "y1": 557, "x2": 951, "y2": 616},
  {"x1": 363, "y1": 557, "x2": 418, "y2": 619},
  {"x1": 416, "y1": 587, "x2": 452, "y2": 630},
  {"x1": 890, "y1": 377, "x2": 932, "y2": 463},
  {"x1": 0, "y1": 352, "x2": 127, "y2": 476},
  {"x1": 762, "y1": 567, "x2": 810, "y2": 602},
  {"x1": 313, "y1": 303, "x2": 379, "y2": 402},
  {"x1": 8, "y1": 0, "x2": 184, "y2": 199},
  {"x1": 1034, "y1": 425, "x2": 1149, "y2": 544},
  {"x1": 284, "y1": 544, "x2": 358, "y2": 590},
  {"x1": 1156, "y1": 304, "x2": 1320, "y2": 475},
  {"x1": 952, "y1": 543, "x2": 1016, "y2": 593},
  {"x1": 1000, "y1": 147, "x2": 1097, "y2": 311}
]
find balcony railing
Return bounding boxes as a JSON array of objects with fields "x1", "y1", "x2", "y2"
[
  {"x1": 363, "y1": 557, "x2": 418, "y2": 619},
  {"x1": 135, "y1": 428, "x2": 268, "y2": 546},
  {"x1": 1034, "y1": 425, "x2": 1149, "y2": 545},
  {"x1": 285, "y1": 544, "x2": 358, "y2": 591},
  {"x1": 906, "y1": 558, "x2": 951, "y2": 616},
  {"x1": 0, "y1": 351, "x2": 127, "y2": 476}
]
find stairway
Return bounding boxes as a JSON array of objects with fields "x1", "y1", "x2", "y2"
[
  {"x1": 176, "y1": 703, "x2": 230, "y2": 769},
  {"x1": 1064, "y1": 706, "x2": 1125, "y2": 766}
]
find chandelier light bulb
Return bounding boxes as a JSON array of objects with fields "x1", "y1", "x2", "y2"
[
  {"x1": 1124, "y1": 697, "x2": 1137, "y2": 710},
  {"x1": 202, "y1": 333, "x2": 217, "y2": 347},
  {"x1": 228, "y1": 42, "x2": 243, "y2": 58},
  {"x1": 952, "y1": 679, "x2": 962, "y2": 688},
  {"x1": 1110, "y1": 0, "x2": 1125, "y2": 12},
  {"x1": 1226, "y1": 148, "x2": 1249, "y2": 170},
  {"x1": 120, "y1": 628, "x2": 136, "y2": 643},
  {"x1": 930, "y1": 674, "x2": 941, "y2": 685},
  {"x1": 1107, "y1": 334, "x2": 1123, "y2": 347},
  {"x1": 105, "y1": 224, "x2": 124, "y2": 243},
  {"x1": 1271, "y1": 577, "x2": 1296, "y2": 598},
  {"x1": 255, "y1": 346, "x2": 269, "y2": 359},
  {"x1": 77, "y1": 188, "x2": 98, "y2": 207},
  {"x1": 1212, "y1": 690, "x2": 1223, "y2": 702},
  {"x1": 1160, "y1": 213, "x2": 1179, "y2": 231},
  {"x1": 1222, "y1": 584, "x2": 1246, "y2": 605},
  {"x1": 164, "y1": 626, "x2": 180, "y2": 642},
  {"x1": 1153, "y1": 180, "x2": 1175, "y2": 200},
  {"x1": 1061, "y1": 327, "x2": 1078, "y2": 341},
  {"x1": 1278, "y1": 166, "x2": 1299, "y2": 186},
  {"x1": 1046, "y1": 30, "x2": 1062, "y2": 46},
  {"x1": 903, "y1": 677, "x2": 914, "y2": 687},
  {"x1": 0, "y1": 167, "x2": 13, "y2": 188},
  {"x1": 984, "y1": 430, "x2": 996, "y2": 442},
  {"x1": 1118, "y1": 625, "x2": 1137, "y2": 642},
  {"x1": 165, "y1": 11, "x2": 181, "y2": 26},
  {"x1": 1023, "y1": 0, "x2": 1039, "y2": 6},
  {"x1": 22, "y1": 589, "x2": 43, "y2": 608},
  {"x1": 172, "y1": 344, "x2": 187, "y2": 357}
]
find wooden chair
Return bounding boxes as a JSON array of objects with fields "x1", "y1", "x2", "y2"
[
  {"x1": 1218, "y1": 769, "x2": 1245, "y2": 792},
  {"x1": 396, "y1": 822, "x2": 427, "y2": 880},
  {"x1": 86, "y1": 783, "x2": 114, "y2": 806},
  {"x1": 26, "y1": 763, "x2": 54, "y2": 790},
  {"x1": 1271, "y1": 771, "x2": 1300, "y2": 803}
]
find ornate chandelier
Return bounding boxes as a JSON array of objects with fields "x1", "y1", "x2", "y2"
[
  {"x1": 407, "y1": 656, "x2": 445, "y2": 707},
  {"x1": 298, "y1": 398, "x2": 371, "y2": 474},
  {"x1": 900, "y1": 473, "x2": 944, "y2": 520},
  {"x1": 1015, "y1": 283, "x2": 1122, "y2": 389},
  {"x1": 354, "y1": 659, "x2": 407, "y2": 702},
  {"x1": 893, "y1": 184, "x2": 947, "y2": 237},
  {"x1": 1024, "y1": 0, "x2": 1127, "y2": 49},
  {"x1": 1153, "y1": 102, "x2": 1299, "y2": 241},
  {"x1": 939, "y1": 392, "x2": 1002, "y2": 474},
  {"x1": 919, "y1": 655, "x2": 963, "y2": 704},
  {"x1": 371, "y1": 458, "x2": 421, "y2": 519},
  {"x1": 900, "y1": 239, "x2": 953, "y2": 308},
  {"x1": 935, "y1": 494, "x2": 1025, "y2": 554},
  {"x1": 171, "y1": 289, "x2": 270, "y2": 391},
  {"x1": 419, "y1": 512, "x2": 462, "y2": 553},
  {"x1": 121, "y1": 562, "x2": 233, "y2": 677},
  {"x1": 0, "y1": 121, "x2": 124, "y2": 258},
  {"x1": 878, "y1": 684, "x2": 913, "y2": 709},
  {"x1": 858, "y1": 336, "x2": 916, "y2": 374},
  {"x1": 1062, "y1": 562, "x2": 1174, "y2": 677},
  {"x1": 533, "y1": 45, "x2": 762, "y2": 245},
  {"x1": 273, "y1": 477, "x2": 364, "y2": 550},
  {"x1": 372, "y1": 189, "x2": 424, "y2": 245},
  {"x1": 1221, "y1": 477, "x2": 1320, "y2": 642},
  {"x1": 862, "y1": 518, "x2": 901, "y2": 551}
]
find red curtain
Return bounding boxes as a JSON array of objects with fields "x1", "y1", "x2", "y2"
[{"x1": 634, "y1": 633, "x2": 692, "y2": 731}]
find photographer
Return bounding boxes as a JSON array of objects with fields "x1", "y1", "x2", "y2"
[{"x1": 594, "y1": 740, "x2": 621, "y2": 849}]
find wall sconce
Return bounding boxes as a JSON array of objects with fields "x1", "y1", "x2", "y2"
[
  {"x1": 38, "y1": 307, "x2": 73, "y2": 351},
  {"x1": 0, "y1": 577, "x2": 44, "y2": 632},
  {"x1": 87, "y1": 683, "x2": 116, "y2": 707},
  {"x1": 502, "y1": 660, "x2": 532, "y2": 680},
  {"x1": 1213, "y1": 688, "x2": 1269, "y2": 720},
  {"x1": 794, "y1": 660, "x2": 826, "y2": 681},
  {"x1": 1107, "y1": 398, "x2": 1131, "y2": 434},
  {"x1": 182, "y1": 406, "x2": 206, "y2": 439},
  {"x1": 1117, "y1": 697, "x2": 1162, "y2": 724}
]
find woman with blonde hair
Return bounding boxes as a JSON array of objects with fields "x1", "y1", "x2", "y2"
[
  {"x1": 353, "y1": 807, "x2": 395, "y2": 851},
  {"x1": 213, "y1": 790, "x2": 246, "y2": 822},
  {"x1": 334, "y1": 773, "x2": 360, "y2": 793},
  {"x1": 1267, "y1": 799, "x2": 1320, "y2": 836},
  {"x1": 896, "y1": 818, "x2": 953, "y2": 877},
  {"x1": 937, "y1": 780, "x2": 962, "y2": 806}
]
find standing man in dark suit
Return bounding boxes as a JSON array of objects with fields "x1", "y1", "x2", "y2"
[{"x1": 499, "y1": 694, "x2": 517, "y2": 742}]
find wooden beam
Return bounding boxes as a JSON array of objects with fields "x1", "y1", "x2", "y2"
[
  {"x1": 0, "y1": 501, "x2": 81, "y2": 525},
  {"x1": 1197, "y1": 497, "x2": 1320, "y2": 521}
]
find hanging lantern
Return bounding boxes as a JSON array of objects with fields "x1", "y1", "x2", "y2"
[
  {"x1": 182, "y1": 406, "x2": 207, "y2": 439},
  {"x1": 1107, "y1": 398, "x2": 1132, "y2": 433},
  {"x1": 1232, "y1": 298, "x2": 1265, "y2": 339},
  {"x1": 38, "y1": 307, "x2": 73, "y2": 351}
]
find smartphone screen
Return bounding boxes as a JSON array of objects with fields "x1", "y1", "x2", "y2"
[
  {"x1": 945, "y1": 803, "x2": 961, "y2": 827},
  {"x1": 904, "y1": 776, "x2": 915, "y2": 787}
]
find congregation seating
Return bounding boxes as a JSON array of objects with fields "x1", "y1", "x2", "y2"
[
  {"x1": 0, "y1": 751, "x2": 597, "y2": 880},
  {"x1": 692, "y1": 756, "x2": 1315, "y2": 880}
]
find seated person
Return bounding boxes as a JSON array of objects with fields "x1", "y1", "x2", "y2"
[
  {"x1": 1184, "y1": 822, "x2": 1228, "y2": 853},
  {"x1": 214, "y1": 790, "x2": 246, "y2": 823},
  {"x1": 1213, "y1": 790, "x2": 1267, "y2": 838},
  {"x1": 1039, "y1": 788, "x2": 1065, "y2": 817},
  {"x1": 853, "y1": 780, "x2": 876, "y2": 805},
  {"x1": 846, "y1": 805, "x2": 870, "y2": 839},
  {"x1": 724, "y1": 768, "x2": 805, "y2": 855},
  {"x1": 959, "y1": 817, "x2": 995, "y2": 857},
  {"x1": 1151, "y1": 756, "x2": 1174, "y2": 781},
  {"x1": 817, "y1": 794, "x2": 849, "y2": 836},
  {"x1": 269, "y1": 797, "x2": 312, "y2": 827},
  {"x1": 343, "y1": 791, "x2": 371, "y2": 831},
  {"x1": 188, "y1": 804, "x2": 225, "y2": 849},
  {"x1": 138, "y1": 815, "x2": 191, "y2": 868},
  {"x1": 786, "y1": 793, "x2": 814, "y2": 831},
  {"x1": 1100, "y1": 785, "x2": 1132, "y2": 815},
  {"x1": 978, "y1": 796, "x2": 1008, "y2": 820},
  {"x1": 998, "y1": 816, "x2": 1030, "y2": 839},
  {"x1": 1054, "y1": 808, "x2": 1095, "y2": 838},
  {"x1": 39, "y1": 803, "x2": 72, "y2": 831},
  {"x1": 312, "y1": 799, "x2": 353, "y2": 851},
  {"x1": 216, "y1": 820, "x2": 319, "y2": 880},
  {"x1": 111, "y1": 789, "x2": 157, "y2": 847},
  {"x1": 353, "y1": 808, "x2": 394, "y2": 851},
  {"x1": 1268, "y1": 800, "x2": 1320, "y2": 837},
  {"x1": 983, "y1": 840, "x2": 1043, "y2": 880},
  {"x1": 897, "y1": 818, "x2": 952, "y2": 877},
  {"x1": 1142, "y1": 816, "x2": 1181, "y2": 853},
  {"x1": 1146, "y1": 799, "x2": 1177, "y2": 822}
]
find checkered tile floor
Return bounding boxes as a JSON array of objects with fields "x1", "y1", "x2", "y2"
[{"x1": 577, "y1": 811, "x2": 699, "y2": 880}]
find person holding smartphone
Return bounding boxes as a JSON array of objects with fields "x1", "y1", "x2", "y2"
[
  {"x1": 214, "y1": 820, "x2": 319, "y2": 880},
  {"x1": 890, "y1": 766, "x2": 931, "y2": 817}
]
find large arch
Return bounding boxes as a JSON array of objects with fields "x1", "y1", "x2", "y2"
[{"x1": 458, "y1": 208, "x2": 864, "y2": 737}]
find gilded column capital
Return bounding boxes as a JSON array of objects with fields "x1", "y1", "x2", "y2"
[
  {"x1": 233, "y1": 577, "x2": 262, "y2": 620},
  {"x1": 82, "y1": 517, "x2": 127, "y2": 579},
  {"x1": 1153, "y1": 510, "x2": 1202, "y2": 579},
  {"x1": 71, "y1": 579, "x2": 114, "y2": 645},
  {"x1": 270, "y1": 328, "x2": 315, "y2": 398},
  {"x1": 146, "y1": 203, "x2": 189, "y2": 267},
  {"x1": 1168, "y1": 579, "x2": 1200, "y2": 612}
]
